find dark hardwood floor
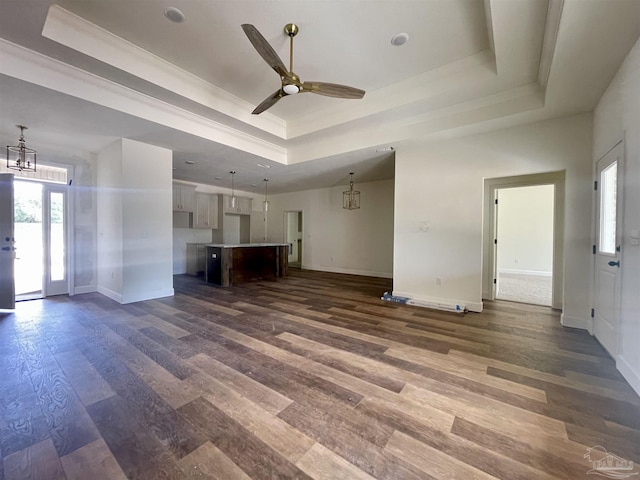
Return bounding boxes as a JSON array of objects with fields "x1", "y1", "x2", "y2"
[{"x1": 1, "y1": 269, "x2": 638, "y2": 479}]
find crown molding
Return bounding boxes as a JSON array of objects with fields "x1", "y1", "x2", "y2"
[
  {"x1": 42, "y1": 4, "x2": 286, "y2": 139},
  {"x1": 0, "y1": 39, "x2": 287, "y2": 164},
  {"x1": 538, "y1": 0, "x2": 564, "y2": 88}
]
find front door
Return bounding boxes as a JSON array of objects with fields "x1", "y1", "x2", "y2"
[
  {"x1": 13, "y1": 179, "x2": 68, "y2": 300},
  {"x1": 593, "y1": 142, "x2": 624, "y2": 356},
  {"x1": 0, "y1": 174, "x2": 16, "y2": 309}
]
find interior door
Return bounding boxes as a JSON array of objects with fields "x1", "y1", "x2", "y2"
[
  {"x1": 593, "y1": 142, "x2": 623, "y2": 356},
  {"x1": 0, "y1": 174, "x2": 16, "y2": 309}
]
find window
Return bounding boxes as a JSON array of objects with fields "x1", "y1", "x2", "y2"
[{"x1": 599, "y1": 161, "x2": 617, "y2": 254}]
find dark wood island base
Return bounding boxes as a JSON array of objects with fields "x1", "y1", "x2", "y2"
[{"x1": 204, "y1": 244, "x2": 289, "y2": 286}]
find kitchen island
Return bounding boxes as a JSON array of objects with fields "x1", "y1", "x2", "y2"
[{"x1": 204, "y1": 243, "x2": 289, "y2": 286}]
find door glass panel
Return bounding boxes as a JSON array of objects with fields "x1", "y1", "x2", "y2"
[
  {"x1": 50, "y1": 191, "x2": 65, "y2": 281},
  {"x1": 599, "y1": 162, "x2": 617, "y2": 254}
]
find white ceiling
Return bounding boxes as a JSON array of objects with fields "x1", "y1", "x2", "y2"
[{"x1": 0, "y1": 0, "x2": 639, "y2": 194}]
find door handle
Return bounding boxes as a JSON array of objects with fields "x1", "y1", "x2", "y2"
[
  {"x1": 1, "y1": 246, "x2": 10, "y2": 251},
  {"x1": 608, "y1": 260, "x2": 620, "y2": 267}
]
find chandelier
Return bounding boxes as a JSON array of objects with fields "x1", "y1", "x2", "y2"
[
  {"x1": 7, "y1": 125, "x2": 37, "y2": 172},
  {"x1": 343, "y1": 172, "x2": 360, "y2": 210}
]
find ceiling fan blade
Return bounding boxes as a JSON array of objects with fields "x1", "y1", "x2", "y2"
[
  {"x1": 302, "y1": 82, "x2": 365, "y2": 99},
  {"x1": 252, "y1": 90, "x2": 284, "y2": 114},
  {"x1": 241, "y1": 24, "x2": 289, "y2": 78}
]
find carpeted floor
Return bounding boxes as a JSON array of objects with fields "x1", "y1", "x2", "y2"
[{"x1": 496, "y1": 272, "x2": 552, "y2": 306}]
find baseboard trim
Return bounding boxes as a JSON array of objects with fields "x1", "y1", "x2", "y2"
[
  {"x1": 305, "y1": 264, "x2": 393, "y2": 279},
  {"x1": 390, "y1": 290, "x2": 482, "y2": 313},
  {"x1": 97, "y1": 285, "x2": 123, "y2": 303},
  {"x1": 96, "y1": 286, "x2": 174, "y2": 304},
  {"x1": 560, "y1": 313, "x2": 593, "y2": 333},
  {"x1": 498, "y1": 269, "x2": 552, "y2": 277},
  {"x1": 74, "y1": 285, "x2": 97, "y2": 295},
  {"x1": 616, "y1": 355, "x2": 640, "y2": 397},
  {"x1": 121, "y1": 288, "x2": 174, "y2": 305}
]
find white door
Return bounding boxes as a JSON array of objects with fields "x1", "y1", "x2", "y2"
[
  {"x1": 12, "y1": 179, "x2": 68, "y2": 300},
  {"x1": 593, "y1": 142, "x2": 623, "y2": 356},
  {"x1": 44, "y1": 184, "x2": 68, "y2": 296},
  {"x1": 0, "y1": 174, "x2": 16, "y2": 309}
]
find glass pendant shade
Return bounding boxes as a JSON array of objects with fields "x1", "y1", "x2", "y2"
[
  {"x1": 230, "y1": 170, "x2": 237, "y2": 208},
  {"x1": 7, "y1": 125, "x2": 36, "y2": 172},
  {"x1": 343, "y1": 173, "x2": 360, "y2": 210},
  {"x1": 263, "y1": 178, "x2": 269, "y2": 212}
]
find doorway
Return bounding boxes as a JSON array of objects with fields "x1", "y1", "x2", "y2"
[
  {"x1": 483, "y1": 172, "x2": 565, "y2": 310},
  {"x1": 285, "y1": 211, "x2": 302, "y2": 268},
  {"x1": 495, "y1": 185, "x2": 555, "y2": 306},
  {"x1": 13, "y1": 179, "x2": 68, "y2": 300}
]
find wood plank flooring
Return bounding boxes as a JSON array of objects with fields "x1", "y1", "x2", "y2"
[{"x1": 1, "y1": 269, "x2": 639, "y2": 479}]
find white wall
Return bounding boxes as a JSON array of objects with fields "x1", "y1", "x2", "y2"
[
  {"x1": 121, "y1": 139, "x2": 173, "y2": 302},
  {"x1": 72, "y1": 155, "x2": 98, "y2": 293},
  {"x1": 97, "y1": 138, "x2": 174, "y2": 303},
  {"x1": 393, "y1": 113, "x2": 592, "y2": 316},
  {"x1": 593, "y1": 37, "x2": 640, "y2": 395},
  {"x1": 96, "y1": 140, "x2": 123, "y2": 296},
  {"x1": 497, "y1": 185, "x2": 554, "y2": 274},
  {"x1": 267, "y1": 179, "x2": 395, "y2": 278}
]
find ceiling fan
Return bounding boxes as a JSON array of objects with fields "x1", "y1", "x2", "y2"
[{"x1": 241, "y1": 23, "x2": 366, "y2": 114}]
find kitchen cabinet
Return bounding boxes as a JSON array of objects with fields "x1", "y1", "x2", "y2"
[
  {"x1": 172, "y1": 183, "x2": 195, "y2": 212},
  {"x1": 221, "y1": 194, "x2": 252, "y2": 215},
  {"x1": 194, "y1": 193, "x2": 218, "y2": 229}
]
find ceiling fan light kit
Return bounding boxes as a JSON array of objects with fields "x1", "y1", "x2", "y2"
[{"x1": 241, "y1": 23, "x2": 366, "y2": 114}]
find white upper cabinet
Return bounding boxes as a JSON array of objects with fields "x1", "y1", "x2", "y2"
[
  {"x1": 222, "y1": 194, "x2": 252, "y2": 215},
  {"x1": 194, "y1": 193, "x2": 219, "y2": 229},
  {"x1": 172, "y1": 183, "x2": 195, "y2": 212}
]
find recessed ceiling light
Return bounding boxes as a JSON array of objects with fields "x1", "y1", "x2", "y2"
[
  {"x1": 391, "y1": 32, "x2": 409, "y2": 46},
  {"x1": 257, "y1": 163, "x2": 271, "y2": 169},
  {"x1": 164, "y1": 7, "x2": 185, "y2": 23},
  {"x1": 185, "y1": 160, "x2": 196, "y2": 165}
]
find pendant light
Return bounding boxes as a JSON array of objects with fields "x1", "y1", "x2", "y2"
[
  {"x1": 343, "y1": 172, "x2": 360, "y2": 210},
  {"x1": 263, "y1": 178, "x2": 270, "y2": 212},
  {"x1": 229, "y1": 170, "x2": 237, "y2": 208},
  {"x1": 263, "y1": 178, "x2": 269, "y2": 241},
  {"x1": 7, "y1": 125, "x2": 37, "y2": 172}
]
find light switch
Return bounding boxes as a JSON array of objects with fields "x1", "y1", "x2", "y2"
[{"x1": 630, "y1": 229, "x2": 640, "y2": 246}]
